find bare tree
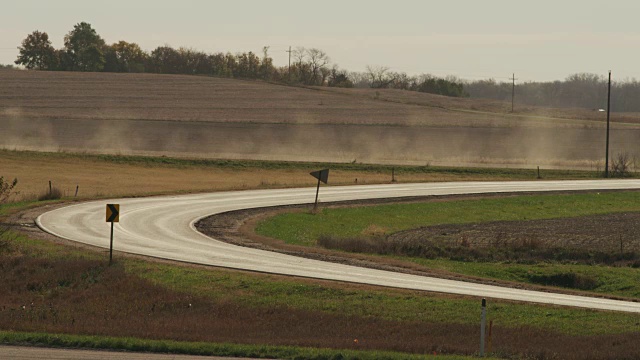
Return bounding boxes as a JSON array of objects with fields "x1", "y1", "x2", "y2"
[
  {"x1": 292, "y1": 46, "x2": 306, "y2": 66},
  {"x1": 366, "y1": 65, "x2": 395, "y2": 88},
  {"x1": 306, "y1": 48, "x2": 330, "y2": 85},
  {"x1": 390, "y1": 71, "x2": 413, "y2": 90},
  {"x1": 348, "y1": 71, "x2": 371, "y2": 88}
]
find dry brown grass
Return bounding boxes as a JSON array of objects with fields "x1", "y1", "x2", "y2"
[{"x1": 0, "y1": 151, "x2": 549, "y2": 201}]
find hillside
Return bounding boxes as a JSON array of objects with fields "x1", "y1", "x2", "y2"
[
  {"x1": 3, "y1": 69, "x2": 638, "y2": 127},
  {"x1": 1, "y1": 70, "x2": 639, "y2": 169},
  {"x1": 321, "y1": 87, "x2": 640, "y2": 124}
]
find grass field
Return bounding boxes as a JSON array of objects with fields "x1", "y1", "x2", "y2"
[
  {"x1": 256, "y1": 192, "x2": 640, "y2": 246},
  {"x1": 255, "y1": 192, "x2": 640, "y2": 298}
]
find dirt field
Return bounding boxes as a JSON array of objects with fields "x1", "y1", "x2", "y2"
[
  {"x1": 321, "y1": 87, "x2": 640, "y2": 124},
  {"x1": 388, "y1": 212, "x2": 640, "y2": 256},
  {"x1": 2, "y1": 69, "x2": 640, "y2": 169}
]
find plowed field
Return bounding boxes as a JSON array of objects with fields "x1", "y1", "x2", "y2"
[{"x1": 2, "y1": 70, "x2": 640, "y2": 168}]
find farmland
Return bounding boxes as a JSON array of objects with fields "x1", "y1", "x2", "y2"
[
  {"x1": 2, "y1": 69, "x2": 640, "y2": 168},
  {"x1": 2, "y1": 69, "x2": 640, "y2": 359}
]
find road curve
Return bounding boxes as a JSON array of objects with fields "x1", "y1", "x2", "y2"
[{"x1": 37, "y1": 180, "x2": 640, "y2": 312}]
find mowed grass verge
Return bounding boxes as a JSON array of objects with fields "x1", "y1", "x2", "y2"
[
  {"x1": 0, "y1": 149, "x2": 611, "y2": 201},
  {"x1": 255, "y1": 192, "x2": 640, "y2": 298},
  {"x1": 1, "y1": 222, "x2": 640, "y2": 360}
]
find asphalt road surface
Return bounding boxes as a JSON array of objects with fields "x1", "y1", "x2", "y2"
[
  {"x1": 0, "y1": 345, "x2": 259, "y2": 359},
  {"x1": 37, "y1": 180, "x2": 640, "y2": 312}
]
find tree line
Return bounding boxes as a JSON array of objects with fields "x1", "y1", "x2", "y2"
[
  {"x1": 20, "y1": 23, "x2": 636, "y2": 109},
  {"x1": 465, "y1": 73, "x2": 640, "y2": 112},
  {"x1": 14, "y1": 22, "x2": 467, "y2": 98}
]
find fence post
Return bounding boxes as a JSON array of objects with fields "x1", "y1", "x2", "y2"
[{"x1": 480, "y1": 298, "x2": 487, "y2": 357}]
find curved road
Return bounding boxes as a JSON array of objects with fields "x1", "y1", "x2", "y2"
[{"x1": 37, "y1": 180, "x2": 640, "y2": 312}]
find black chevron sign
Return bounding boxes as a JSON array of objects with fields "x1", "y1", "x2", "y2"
[
  {"x1": 106, "y1": 204, "x2": 120, "y2": 223},
  {"x1": 310, "y1": 169, "x2": 329, "y2": 184}
]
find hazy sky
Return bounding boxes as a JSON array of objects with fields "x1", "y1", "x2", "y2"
[{"x1": 1, "y1": 0, "x2": 638, "y2": 82}]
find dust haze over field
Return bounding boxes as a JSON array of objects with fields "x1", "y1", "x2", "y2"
[{"x1": 1, "y1": 70, "x2": 640, "y2": 169}]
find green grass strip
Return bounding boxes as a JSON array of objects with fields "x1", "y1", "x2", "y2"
[
  {"x1": 410, "y1": 259, "x2": 640, "y2": 299},
  {"x1": 0, "y1": 331, "x2": 477, "y2": 360},
  {"x1": 126, "y1": 260, "x2": 640, "y2": 336}
]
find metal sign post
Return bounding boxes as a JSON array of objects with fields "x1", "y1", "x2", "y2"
[
  {"x1": 309, "y1": 169, "x2": 329, "y2": 211},
  {"x1": 109, "y1": 221, "x2": 114, "y2": 265},
  {"x1": 106, "y1": 204, "x2": 120, "y2": 265},
  {"x1": 480, "y1": 298, "x2": 487, "y2": 357}
]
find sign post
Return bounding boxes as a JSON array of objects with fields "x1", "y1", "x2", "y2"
[
  {"x1": 309, "y1": 169, "x2": 329, "y2": 211},
  {"x1": 106, "y1": 204, "x2": 120, "y2": 265},
  {"x1": 480, "y1": 298, "x2": 487, "y2": 357}
]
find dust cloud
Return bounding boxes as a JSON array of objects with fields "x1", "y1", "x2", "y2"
[{"x1": 1, "y1": 114, "x2": 639, "y2": 170}]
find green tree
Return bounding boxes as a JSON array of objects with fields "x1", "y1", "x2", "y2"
[
  {"x1": 260, "y1": 46, "x2": 275, "y2": 80},
  {"x1": 63, "y1": 22, "x2": 106, "y2": 72},
  {"x1": 15, "y1": 31, "x2": 58, "y2": 70},
  {"x1": 148, "y1": 45, "x2": 181, "y2": 74},
  {"x1": 104, "y1": 41, "x2": 147, "y2": 72},
  {"x1": 236, "y1": 51, "x2": 260, "y2": 78}
]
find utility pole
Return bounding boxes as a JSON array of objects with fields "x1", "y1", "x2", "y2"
[
  {"x1": 605, "y1": 70, "x2": 612, "y2": 178},
  {"x1": 286, "y1": 46, "x2": 292, "y2": 81},
  {"x1": 510, "y1": 73, "x2": 518, "y2": 112}
]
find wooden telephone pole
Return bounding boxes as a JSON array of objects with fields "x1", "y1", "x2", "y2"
[
  {"x1": 510, "y1": 73, "x2": 518, "y2": 112},
  {"x1": 605, "y1": 70, "x2": 612, "y2": 178},
  {"x1": 286, "y1": 46, "x2": 292, "y2": 81}
]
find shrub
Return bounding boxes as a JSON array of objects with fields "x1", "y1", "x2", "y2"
[
  {"x1": 610, "y1": 152, "x2": 632, "y2": 177},
  {"x1": 0, "y1": 176, "x2": 18, "y2": 203},
  {"x1": 38, "y1": 186, "x2": 63, "y2": 201},
  {"x1": 526, "y1": 272, "x2": 598, "y2": 291}
]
